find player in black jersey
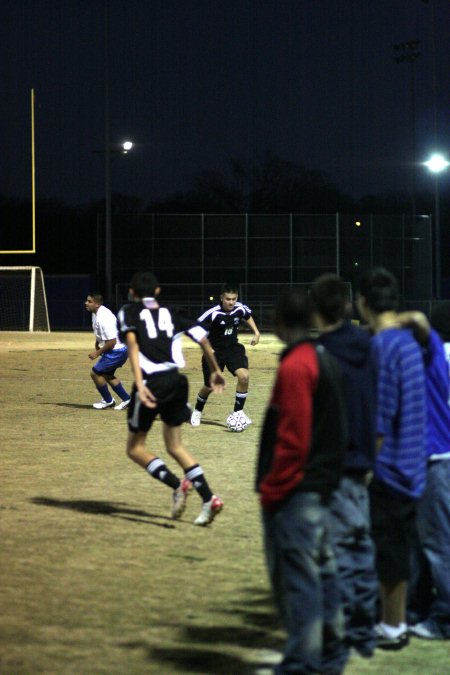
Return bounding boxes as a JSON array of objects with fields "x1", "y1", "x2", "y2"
[
  {"x1": 117, "y1": 270, "x2": 226, "y2": 526},
  {"x1": 190, "y1": 282, "x2": 260, "y2": 428}
]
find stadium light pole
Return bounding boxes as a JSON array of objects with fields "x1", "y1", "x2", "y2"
[
  {"x1": 424, "y1": 153, "x2": 450, "y2": 299},
  {"x1": 394, "y1": 40, "x2": 420, "y2": 220},
  {"x1": 104, "y1": 136, "x2": 133, "y2": 307},
  {"x1": 104, "y1": 1, "x2": 134, "y2": 305},
  {"x1": 104, "y1": 0, "x2": 112, "y2": 305}
]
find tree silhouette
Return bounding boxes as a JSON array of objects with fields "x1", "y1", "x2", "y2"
[{"x1": 149, "y1": 152, "x2": 356, "y2": 213}]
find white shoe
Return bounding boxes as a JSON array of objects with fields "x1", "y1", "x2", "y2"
[
  {"x1": 408, "y1": 622, "x2": 442, "y2": 640},
  {"x1": 171, "y1": 479, "x2": 192, "y2": 519},
  {"x1": 241, "y1": 412, "x2": 252, "y2": 425},
  {"x1": 92, "y1": 399, "x2": 115, "y2": 409},
  {"x1": 114, "y1": 398, "x2": 131, "y2": 410},
  {"x1": 190, "y1": 410, "x2": 202, "y2": 426},
  {"x1": 194, "y1": 495, "x2": 224, "y2": 526}
]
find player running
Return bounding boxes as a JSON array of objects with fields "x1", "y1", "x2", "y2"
[
  {"x1": 117, "y1": 270, "x2": 226, "y2": 526},
  {"x1": 190, "y1": 282, "x2": 260, "y2": 428}
]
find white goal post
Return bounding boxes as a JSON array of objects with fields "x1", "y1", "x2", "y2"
[{"x1": 0, "y1": 266, "x2": 50, "y2": 332}]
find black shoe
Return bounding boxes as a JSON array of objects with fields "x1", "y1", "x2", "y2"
[
  {"x1": 376, "y1": 631, "x2": 409, "y2": 651},
  {"x1": 349, "y1": 646, "x2": 374, "y2": 658}
]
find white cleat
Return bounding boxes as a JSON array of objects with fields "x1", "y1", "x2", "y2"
[
  {"x1": 172, "y1": 479, "x2": 192, "y2": 519},
  {"x1": 194, "y1": 495, "x2": 224, "y2": 526},
  {"x1": 92, "y1": 399, "x2": 115, "y2": 409},
  {"x1": 241, "y1": 413, "x2": 252, "y2": 425},
  {"x1": 190, "y1": 410, "x2": 202, "y2": 426},
  {"x1": 114, "y1": 399, "x2": 131, "y2": 410}
]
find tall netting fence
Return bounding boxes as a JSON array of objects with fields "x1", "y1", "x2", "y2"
[{"x1": 96, "y1": 212, "x2": 433, "y2": 329}]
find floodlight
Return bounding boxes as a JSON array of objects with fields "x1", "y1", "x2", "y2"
[{"x1": 424, "y1": 153, "x2": 450, "y2": 173}]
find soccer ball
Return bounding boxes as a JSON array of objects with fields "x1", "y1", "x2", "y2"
[{"x1": 226, "y1": 411, "x2": 248, "y2": 433}]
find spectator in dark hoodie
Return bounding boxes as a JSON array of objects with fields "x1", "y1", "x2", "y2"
[{"x1": 311, "y1": 274, "x2": 379, "y2": 658}]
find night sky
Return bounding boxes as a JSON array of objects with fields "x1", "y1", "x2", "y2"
[{"x1": 2, "y1": 0, "x2": 450, "y2": 208}]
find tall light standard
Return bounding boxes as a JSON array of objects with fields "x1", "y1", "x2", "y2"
[
  {"x1": 424, "y1": 153, "x2": 450, "y2": 299},
  {"x1": 394, "y1": 40, "x2": 420, "y2": 219},
  {"x1": 104, "y1": 0, "x2": 112, "y2": 304},
  {"x1": 104, "y1": 0, "x2": 133, "y2": 305},
  {"x1": 104, "y1": 140, "x2": 134, "y2": 305}
]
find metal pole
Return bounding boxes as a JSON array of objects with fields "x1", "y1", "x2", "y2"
[
  {"x1": 289, "y1": 213, "x2": 293, "y2": 286},
  {"x1": 410, "y1": 60, "x2": 417, "y2": 221},
  {"x1": 104, "y1": 1, "x2": 112, "y2": 305},
  {"x1": 31, "y1": 88, "x2": 36, "y2": 253},
  {"x1": 201, "y1": 213, "x2": 205, "y2": 310},
  {"x1": 434, "y1": 175, "x2": 441, "y2": 299},
  {"x1": 244, "y1": 213, "x2": 248, "y2": 297},
  {"x1": 335, "y1": 212, "x2": 340, "y2": 276}
]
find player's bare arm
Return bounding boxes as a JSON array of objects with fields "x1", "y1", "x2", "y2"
[
  {"x1": 199, "y1": 337, "x2": 226, "y2": 393},
  {"x1": 397, "y1": 311, "x2": 430, "y2": 346},
  {"x1": 125, "y1": 332, "x2": 157, "y2": 408},
  {"x1": 245, "y1": 316, "x2": 261, "y2": 346},
  {"x1": 89, "y1": 337, "x2": 116, "y2": 360}
]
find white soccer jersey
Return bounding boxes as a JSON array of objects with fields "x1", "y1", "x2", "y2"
[{"x1": 92, "y1": 305, "x2": 125, "y2": 350}]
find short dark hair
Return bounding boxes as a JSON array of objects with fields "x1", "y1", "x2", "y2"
[
  {"x1": 430, "y1": 301, "x2": 450, "y2": 342},
  {"x1": 129, "y1": 270, "x2": 159, "y2": 298},
  {"x1": 274, "y1": 288, "x2": 311, "y2": 330},
  {"x1": 89, "y1": 292, "x2": 104, "y2": 304},
  {"x1": 357, "y1": 267, "x2": 399, "y2": 313},
  {"x1": 311, "y1": 274, "x2": 348, "y2": 324},
  {"x1": 221, "y1": 282, "x2": 239, "y2": 295}
]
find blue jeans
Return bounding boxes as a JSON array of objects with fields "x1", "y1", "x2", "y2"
[
  {"x1": 408, "y1": 459, "x2": 450, "y2": 637},
  {"x1": 262, "y1": 491, "x2": 347, "y2": 675},
  {"x1": 328, "y1": 476, "x2": 378, "y2": 655}
]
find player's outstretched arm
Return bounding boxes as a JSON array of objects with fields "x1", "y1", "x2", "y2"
[
  {"x1": 125, "y1": 332, "x2": 157, "y2": 408},
  {"x1": 199, "y1": 337, "x2": 226, "y2": 393},
  {"x1": 245, "y1": 316, "x2": 261, "y2": 345}
]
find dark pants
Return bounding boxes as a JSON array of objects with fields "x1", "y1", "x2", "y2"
[{"x1": 262, "y1": 491, "x2": 347, "y2": 674}]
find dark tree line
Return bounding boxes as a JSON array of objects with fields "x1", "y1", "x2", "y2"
[{"x1": 1, "y1": 152, "x2": 447, "y2": 277}]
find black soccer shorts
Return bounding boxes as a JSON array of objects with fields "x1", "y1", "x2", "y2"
[
  {"x1": 127, "y1": 370, "x2": 191, "y2": 432},
  {"x1": 201, "y1": 342, "x2": 248, "y2": 386}
]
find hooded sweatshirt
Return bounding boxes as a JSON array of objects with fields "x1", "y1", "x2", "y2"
[{"x1": 318, "y1": 321, "x2": 377, "y2": 474}]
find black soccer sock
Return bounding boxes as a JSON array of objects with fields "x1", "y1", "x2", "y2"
[
  {"x1": 234, "y1": 391, "x2": 248, "y2": 412},
  {"x1": 185, "y1": 464, "x2": 213, "y2": 503},
  {"x1": 146, "y1": 458, "x2": 180, "y2": 490},
  {"x1": 195, "y1": 395, "x2": 208, "y2": 412}
]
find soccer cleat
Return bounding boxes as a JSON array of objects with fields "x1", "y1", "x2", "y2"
[
  {"x1": 171, "y1": 478, "x2": 192, "y2": 519},
  {"x1": 114, "y1": 398, "x2": 131, "y2": 411},
  {"x1": 92, "y1": 399, "x2": 115, "y2": 409},
  {"x1": 190, "y1": 409, "x2": 202, "y2": 426},
  {"x1": 194, "y1": 495, "x2": 224, "y2": 526}
]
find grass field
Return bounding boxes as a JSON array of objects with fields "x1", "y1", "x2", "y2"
[{"x1": 0, "y1": 332, "x2": 447, "y2": 674}]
